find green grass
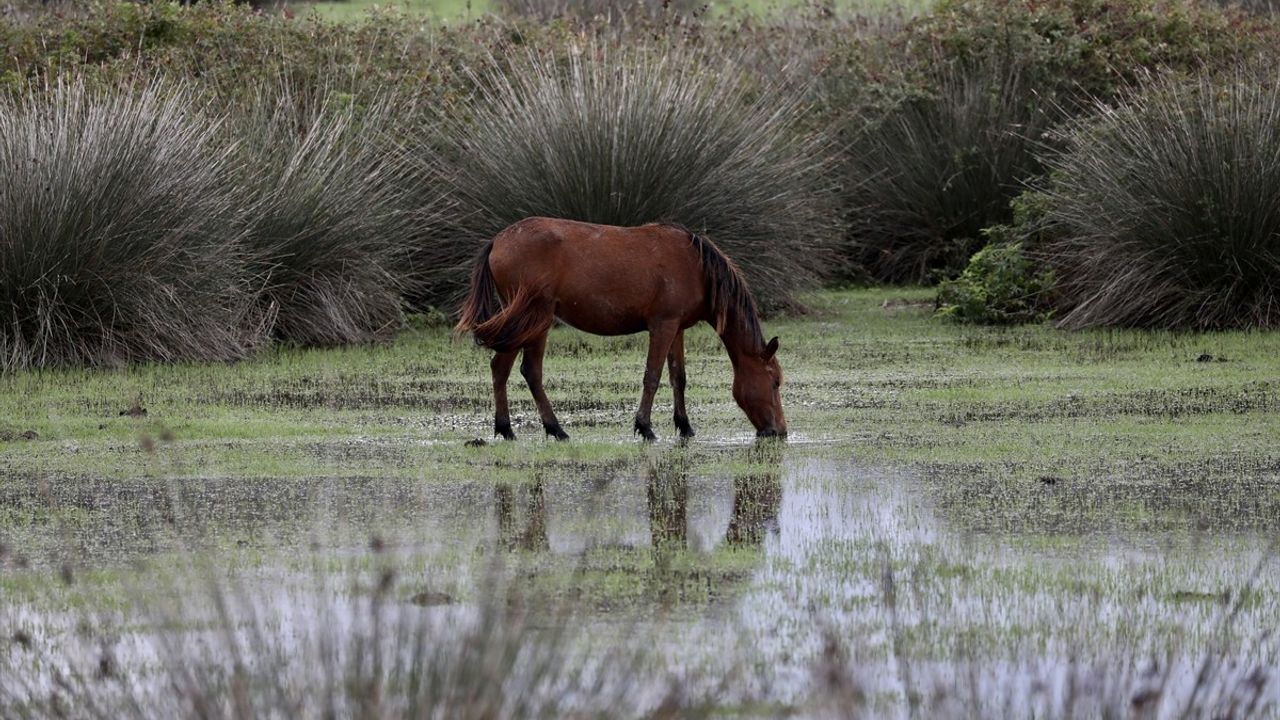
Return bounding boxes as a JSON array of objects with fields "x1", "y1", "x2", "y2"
[{"x1": 3, "y1": 287, "x2": 1278, "y2": 469}]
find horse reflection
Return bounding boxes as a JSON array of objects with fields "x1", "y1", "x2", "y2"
[
  {"x1": 491, "y1": 444, "x2": 783, "y2": 556},
  {"x1": 646, "y1": 456, "x2": 690, "y2": 551},
  {"x1": 727, "y1": 443, "x2": 783, "y2": 547},
  {"x1": 647, "y1": 443, "x2": 783, "y2": 552},
  {"x1": 493, "y1": 478, "x2": 549, "y2": 552}
]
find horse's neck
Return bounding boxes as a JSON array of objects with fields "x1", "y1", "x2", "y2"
[{"x1": 715, "y1": 313, "x2": 760, "y2": 369}]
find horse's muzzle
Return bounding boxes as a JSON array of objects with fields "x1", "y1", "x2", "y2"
[{"x1": 756, "y1": 428, "x2": 787, "y2": 439}]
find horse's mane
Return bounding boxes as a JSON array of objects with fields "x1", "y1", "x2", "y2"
[{"x1": 657, "y1": 223, "x2": 764, "y2": 351}]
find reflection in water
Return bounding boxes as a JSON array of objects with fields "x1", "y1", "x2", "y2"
[
  {"x1": 642, "y1": 446, "x2": 782, "y2": 605},
  {"x1": 490, "y1": 445, "x2": 785, "y2": 559},
  {"x1": 6, "y1": 453, "x2": 1280, "y2": 717},
  {"x1": 646, "y1": 458, "x2": 688, "y2": 551},
  {"x1": 726, "y1": 446, "x2": 783, "y2": 548},
  {"x1": 494, "y1": 477, "x2": 549, "y2": 552}
]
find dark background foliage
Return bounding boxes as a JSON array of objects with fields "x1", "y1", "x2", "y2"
[{"x1": 2, "y1": 0, "x2": 1279, "y2": 369}]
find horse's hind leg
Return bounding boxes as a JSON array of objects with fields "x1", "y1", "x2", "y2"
[
  {"x1": 635, "y1": 321, "x2": 679, "y2": 442},
  {"x1": 521, "y1": 333, "x2": 569, "y2": 441},
  {"x1": 667, "y1": 330, "x2": 695, "y2": 438},
  {"x1": 491, "y1": 351, "x2": 518, "y2": 440}
]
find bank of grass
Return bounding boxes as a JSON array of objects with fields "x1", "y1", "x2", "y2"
[
  {"x1": 1031, "y1": 68, "x2": 1280, "y2": 330},
  {"x1": 841, "y1": 0, "x2": 1274, "y2": 284},
  {"x1": 4, "y1": 0, "x2": 1280, "y2": 360},
  {"x1": 0, "y1": 81, "x2": 259, "y2": 370},
  {"x1": 3, "y1": 288, "x2": 1278, "y2": 471}
]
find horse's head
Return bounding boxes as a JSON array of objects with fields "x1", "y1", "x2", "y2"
[{"x1": 733, "y1": 336, "x2": 787, "y2": 439}]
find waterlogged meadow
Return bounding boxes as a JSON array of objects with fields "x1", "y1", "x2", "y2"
[{"x1": 1, "y1": 289, "x2": 1277, "y2": 716}]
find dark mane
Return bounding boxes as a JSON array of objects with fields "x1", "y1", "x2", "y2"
[{"x1": 657, "y1": 223, "x2": 764, "y2": 351}]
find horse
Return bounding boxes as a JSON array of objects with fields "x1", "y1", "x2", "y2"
[{"x1": 455, "y1": 217, "x2": 786, "y2": 441}]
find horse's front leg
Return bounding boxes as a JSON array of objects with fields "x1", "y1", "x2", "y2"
[
  {"x1": 635, "y1": 321, "x2": 679, "y2": 441},
  {"x1": 667, "y1": 330, "x2": 694, "y2": 438}
]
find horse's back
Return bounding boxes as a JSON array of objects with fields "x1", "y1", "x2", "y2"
[{"x1": 488, "y1": 218, "x2": 705, "y2": 335}]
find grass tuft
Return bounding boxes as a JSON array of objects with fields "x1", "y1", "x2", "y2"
[
  {"x1": 426, "y1": 46, "x2": 841, "y2": 313},
  {"x1": 1036, "y1": 69, "x2": 1280, "y2": 330},
  {"x1": 231, "y1": 79, "x2": 425, "y2": 347},
  {"x1": 0, "y1": 80, "x2": 260, "y2": 371},
  {"x1": 843, "y1": 53, "x2": 1054, "y2": 284}
]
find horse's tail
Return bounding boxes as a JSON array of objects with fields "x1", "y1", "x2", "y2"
[
  {"x1": 456, "y1": 240, "x2": 502, "y2": 338},
  {"x1": 471, "y1": 286, "x2": 555, "y2": 353},
  {"x1": 455, "y1": 240, "x2": 553, "y2": 353}
]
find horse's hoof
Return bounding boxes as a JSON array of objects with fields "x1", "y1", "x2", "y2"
[
  {"x1": 544, "y1": 422, "x2": 570, "y2": 442},
  {"x1": 495, "y1": 420, "x2": 516, "y2": 441},
  {"x1": 634, "y1": 419, "x2": 657, "y2": 442},
  {"x1": 674, "y1": 416, "x2": 695, "y2": 438}
]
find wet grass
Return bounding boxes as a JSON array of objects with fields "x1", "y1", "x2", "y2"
[
  {"x1": 6, "y1": 287, "x2": 1278, "y2": 456},
  {"x1": 3, "y1": 286, "x2": 1279, "y2": 559},
  {"x1": 2, "y1": 287, "x2": 1278, "y2": 715}
]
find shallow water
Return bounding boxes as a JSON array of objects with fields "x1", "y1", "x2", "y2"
[{"x1": 2, "y1": 449, "x2": 1278, "y2": 716}]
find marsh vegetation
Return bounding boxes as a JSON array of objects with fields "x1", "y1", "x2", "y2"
[
  {"x1": 3, "y1": 0, "x2": 1280, "y2": 715},
  {"x1": 2, "y1": 291, "x2": 1278, "y2": 716}
]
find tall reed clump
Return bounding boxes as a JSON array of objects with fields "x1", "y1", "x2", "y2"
[
  {"x1": 426, "y1": 47, "x2": 840, "y2": 313},
  {"x1": 841, "y1": 0, "x2": 1269, "y2": 284},
  {"x1": 844, "y1": 53, "x2": 1053, "y2": 283},
  {"x1": 230, "y1": 80, "x2": 424, "y2": 347},
  {"x1": 1034, "y1": 70, "x2": 1280, "y2": 330},
  {"x1": 0, "y1": 81, "x2": 258, "y2": 372}
]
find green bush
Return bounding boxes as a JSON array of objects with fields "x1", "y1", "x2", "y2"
[
  {"x1": 426, "y1": 46, "x2": 841, "y2": 312},
  {"x1": 842, "y1": 0, "x2": 1271, "y2": 283},
  {"x1": 0, "y1": 2, "x2": 512, "y2": 112},
  {"x1": 0, "y1": 81, "x2": 258, "y2": 371},
  {"x1": 911, "y1": 0, "x2": 1265, "y2": 103},
  {"x1": 1034, "y1": 69, "x2": 1280, "y2": 329},
  {"x1": 936, "y1": 231, "x2": 1054, "y2": 325},
  {"x1": 495, "y1": 0, "x2": 702, "y2": 23}
]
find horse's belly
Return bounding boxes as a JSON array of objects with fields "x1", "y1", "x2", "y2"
[{"x1": 554, "y1": 300, "x2": 649, "y2": 336}]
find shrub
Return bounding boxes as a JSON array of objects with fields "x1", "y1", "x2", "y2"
[
  {"x1": 844, "y1": 53, "x2": 1054, "y2": 283},
  {"x1": 841, "y1": 0, "x2": 1272, "y2": 283},
  {"x1": 911, "y1": 0, "x2": 1266, "y2": 104},
  {"x1": 0, "y1": 81, "x2": 258, "y2": 371},
  {"x1": 1033, "y1": 69, "x2": 1280, "y2": 330},
  {"x1": 495, "y1": 0, "x2": 703, "y2": 23},
  {"x1": 0, "y1": 2, "x2": 509, "y2": 118},
  {"x1": 935, "y1": 231, "x2": 1054, "y2": 325},
  {"x1": 230, "y1": 79, "x2": 426, "y2": 347},
  {"x1": 426, "y1": 46, "x2": 841, "y2": 313}
]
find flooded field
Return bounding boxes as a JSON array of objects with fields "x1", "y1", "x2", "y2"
[{"x1": 2, "y1": 289, "x2": 1278, "y2": 717}]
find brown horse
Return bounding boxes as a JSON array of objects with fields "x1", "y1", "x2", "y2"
[{"x1": 456, "y1": 217, "x2": 786, "y2": 441}]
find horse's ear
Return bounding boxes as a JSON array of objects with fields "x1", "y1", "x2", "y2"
[{"x1": 764, "y1": 336, "x2": 779, "y2": 360}]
